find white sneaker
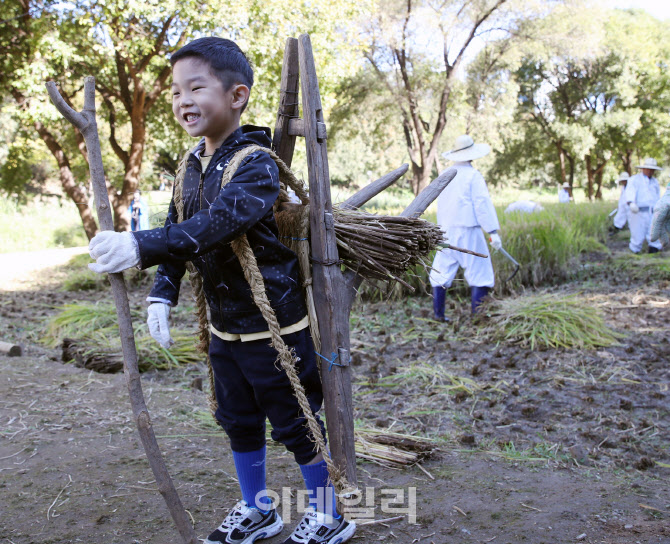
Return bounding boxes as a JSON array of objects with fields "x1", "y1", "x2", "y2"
[
  {"x1": 282, "y1": 508, "x2": 356, "y2": 544},
  {"x1": 205, "y1": 500, "x2": 283, "y2": 544}
]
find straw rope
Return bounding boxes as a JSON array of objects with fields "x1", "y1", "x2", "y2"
[{"x1": 173, "y1": 144, "x2": 353, "y2": 499}]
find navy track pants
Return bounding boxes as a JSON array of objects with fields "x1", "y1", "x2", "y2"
[{"x1": 209, "y1": 328, "x2": 326, "y2": 465}]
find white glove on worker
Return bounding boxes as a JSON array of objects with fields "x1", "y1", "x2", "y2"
[
  {"x1": 88, "y1": 231, "x2": 140, "y2": 274},
  {"x1": 650, "y1": 186, "x2": 670, "y2": 244},
  {"x1": 629, "y1": 202, "x2": 639, "y2": 214},
  {"x1": 488, "y1": 232, "x2": 503, "y2": 251},
  {"x1": 147, "y1": 303, "x2": 174, "y2": 349}
]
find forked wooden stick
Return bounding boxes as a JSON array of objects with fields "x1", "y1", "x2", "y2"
[{"x1": 46, "y1": 77, "x2": 197, "y2": 544}]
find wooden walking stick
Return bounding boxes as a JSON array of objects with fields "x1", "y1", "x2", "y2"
[{"x1": 46, "y1": 77, "x2": 197, "y2": 544}]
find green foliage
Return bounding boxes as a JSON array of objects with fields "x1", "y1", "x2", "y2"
[
  {"x1": 58, "y1": 253, "x2": 105, "y2": 291},
  {"x1": 52, "y1": 225, "x2": 89, "y2": 249},
  {"x1": 483, "y1": 7, "x2": 670, "y2": 191},
  {"x1": 486, "y1": 293, "x2": 624, "y2": 350},
  {"x1": 58, "y1": 252, "x2": 156, "y2": 291},
  {"x1": 0, "y1": 145, "x2": 33, "y2": 196}
]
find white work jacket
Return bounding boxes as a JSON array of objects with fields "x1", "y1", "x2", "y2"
[
  {"x1": 505, "y1": 200, "x2": 542, "y2": 214},
  {"x1": 624, "y1": 172, "x2": 660, "y2": 209},
  {"x1": 613, "y1": 186, "x2": 629, "y2": 229},
  {"x1": 436, "y1": 162, "x2": 500, "y2": 233},
  {"x1": 558, "y1": 188, "x2": 572, "y2": 203}
]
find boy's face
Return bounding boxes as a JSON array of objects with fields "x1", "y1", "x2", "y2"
[{"x1": 171, "y1": 57, "x2": 248, "y2": 153}]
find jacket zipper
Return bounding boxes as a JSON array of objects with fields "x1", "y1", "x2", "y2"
[{"x1": 197, "y1": 161, "x2": 222, "y2": 320}]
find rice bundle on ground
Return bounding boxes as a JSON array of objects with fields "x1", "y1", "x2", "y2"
[
  {"x1": 45, "y1": 303, "x2": 202, "y2": 372},
  {"x1": 354, "y1": 428, "x2": 435, "y2": 467},
  {"x1": 485, "y1": 293, "x2": 624, "y2": 349}
]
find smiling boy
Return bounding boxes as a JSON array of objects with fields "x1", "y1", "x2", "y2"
[{"x1": 88, "y1": 37, "x2": 355, "y2": 544}]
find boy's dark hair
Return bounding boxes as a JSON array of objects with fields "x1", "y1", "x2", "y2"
[{"x1": 171, "y1": 37, "x2": 254, "y2": 110}]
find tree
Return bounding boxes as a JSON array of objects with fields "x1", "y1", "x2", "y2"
[
  {"x1": 486, "y1": 7, "x2": 670, "y2": 198},
  {"x1": 1, "y1": 0, "x2": 368, "y2": 236},
  {"x1": 1, "y1": 0, "x2": 100, "y2": 237},
  {"x1": 360, "y1": 0, "x2": 550, "y2": 195}
]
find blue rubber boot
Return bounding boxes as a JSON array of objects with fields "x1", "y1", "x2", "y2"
[
  {"x1": 432, "y1": 286, "x2": 449, "y2": 322},
  {"x1": 471, "y1": 286, "x2": 489, "y2": 314}
]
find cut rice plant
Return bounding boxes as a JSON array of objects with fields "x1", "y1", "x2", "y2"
[
  {"x1": 44, "y1": 302, "x2": 129, "y2": 347},
  {"x1": 354, "y1": 428, "x2": 435, "y2": 468},
  {"x1": 486, "y1": 293, "x2": 624, "y2": 350},
  {"x1": 378, "y1": 361, "x2": 497, "y2": 396},
  {"x1": 610, "y1": 253, "x2": 670, "y2": 282},
  {"x1": 44, "y1": 302, "x2": 202, "y2": 371}
]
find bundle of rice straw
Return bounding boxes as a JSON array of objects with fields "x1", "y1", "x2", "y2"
[
  {"x1": 333, "y1": 207, "x2": 444, "y2": 289},
  {"x1": 276, "y1": 203, "x2": 444, "y2": 291},
  {"x1": 355, "y1": 429, "x2": 435, "y2": 468}
]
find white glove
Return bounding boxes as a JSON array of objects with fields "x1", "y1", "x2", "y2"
[
  {"x1": 489, "y1": 232, "x2": 503, "y2": 251},
  {"x1": 147, "y1": 303, "x2": 174, "y2": 349},
  {"x1": 629, "y1": 202, "x2": 639, "y2": 214},
  {"x1": 88, "y1": 231, "x2": 140, "y2": 274},
  {"x1": 651, "y1": 189, "x2": 670, "y2": 244}
]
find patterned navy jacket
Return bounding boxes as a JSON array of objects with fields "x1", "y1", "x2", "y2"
[{"x1": 132, "y1": 125, "x2": 306, "y2": 334}]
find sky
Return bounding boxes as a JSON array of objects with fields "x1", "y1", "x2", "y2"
[{"x1": 611, "y1": 0, "x2": 670, "y2": 20}]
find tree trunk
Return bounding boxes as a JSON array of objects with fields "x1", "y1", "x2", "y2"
[
  {"x1": 585, "y1": 155, "x2": 594, "y2": 201},
  {"x1": 621, "y1": 150, "x2": 633, "y2": 174},
  {"x1": 557, "y1": 144, "x2": 567, "y2": 185},
  {"x1": 113, "y1": 116, "x2": 146, "y2": 231},
  {"x1": 410, "y1": 159, "x2": 436, "y2": 195},
  {"x1": 34, "y1": 121, "x2": 99, "y2": 239},
  {"x1": 568, "y1": 155, "x2": 575, "y2": 188},
  {"x1": 595, "y1": 168, "x2": 604, "y2": 200},
  {"x1": 585, "y1": 154, "x2": 607, "y2": 201}
]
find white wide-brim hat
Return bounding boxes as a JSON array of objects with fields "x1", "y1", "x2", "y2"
[
  {"x1": 635, "y1": 157, "x2": 662, "y2": 170},
  {"x1": 562, "y1": 182, "x2": 571, "y2": 188},
  {"x1": 616, "y1": 172, "x2": 630, "y2": 183},
  {"x1": 441, "y1": 135, "x2": 490, "y2": 162}
]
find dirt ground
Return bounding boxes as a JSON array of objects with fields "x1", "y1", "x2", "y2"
[{"x1": 1, "y1": 238, "x2": 669, "y2": 544}]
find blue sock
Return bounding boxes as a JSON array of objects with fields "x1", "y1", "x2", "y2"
[
  {"x1": 232, "y1": 447, "x2": 271, "y2": 511},
  {"x1": 299, "y1": 459, "x2": 339, "y2": 518}
]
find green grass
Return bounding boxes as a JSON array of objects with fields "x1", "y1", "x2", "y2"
[
  {"x1": 363, "y1": 199, "x2": 615, "y2": 297},
  {"x1": 0, "y1": 198, "x2": 89, "y2": 253},
  {"x1": 489, "y1": 201, "x2": 612, "y2": 293}
]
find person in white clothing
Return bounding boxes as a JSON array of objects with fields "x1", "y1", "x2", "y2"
[
  {"x1": 651, "y1": 181, "x2": 670, "y2": 245},
  {"x1": 504, "y1": 200, "x2": 544, "y2": 214},
  {"x1": 558, "y1": 182, "x2": 573, "y2": 203},
  {"x1": 429, "y1": 135, "x2": 502, "y2": 321},
  {"x1": 624, "y1": 157, "x2": 662, "y2": 253},
  {"x1": 611, "y1": 172, "x2": 630, "y2": 232}
]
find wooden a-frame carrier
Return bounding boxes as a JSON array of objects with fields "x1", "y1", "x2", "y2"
[
  {"x1": 273, "y1": 34, "x2": 456, "y2": 489},
  {"x1": 47, "y1": 33, "x2": 456, "y2": 544}
]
